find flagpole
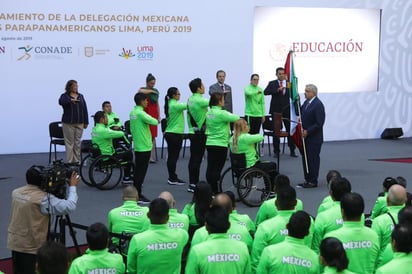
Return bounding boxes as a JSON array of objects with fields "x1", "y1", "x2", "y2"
[{"x1": 296, "y1": 92, "x2": 309, "y2": 174}]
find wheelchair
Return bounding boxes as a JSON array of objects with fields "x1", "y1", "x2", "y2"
[
  {"x1": 219, "y1": 152, "x2": 273, "y2": 207},
  {"x1": 79, "y1": 137, "x2": 134, "y2": 190}
]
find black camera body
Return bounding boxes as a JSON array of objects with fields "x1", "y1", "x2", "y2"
[{"x1": 38, "y1": 160, "x2": 78, "y2": 199}]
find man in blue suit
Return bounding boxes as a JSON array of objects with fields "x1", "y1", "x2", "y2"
[{"x1": 297, "y1": 84, "x2": 325, "y2": 188}]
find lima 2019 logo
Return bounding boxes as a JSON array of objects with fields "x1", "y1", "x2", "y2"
[{"x1": 119, "y1": 45, "x2": 154, "y2": 61}]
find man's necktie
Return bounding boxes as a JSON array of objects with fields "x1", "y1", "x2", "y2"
[{"x1": 221, "y1": 85, "x2": 225, "y2": 91}]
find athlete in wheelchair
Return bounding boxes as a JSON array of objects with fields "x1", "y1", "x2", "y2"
[
  {"x1": 80, "y1": 111, "x2": 133, "y2": 190},
  {"x1": 220, "y1": 118, "x2": 278, "y2": 206}
]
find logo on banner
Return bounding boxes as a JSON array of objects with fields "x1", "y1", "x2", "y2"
[
  {"x1": 17, "y1": 45, "x2": 33, "y2": 61},
  {"x1": 84, "y1": 47, "x2": 110, "y2": 58},
  {"x1": 84, "y1": 47, "x2": 94, "y2": 57},
  {"x1": 119, "y1": 48, "x2": 135, "y2": 59},
  {"x1": 136, "y1": 45, "x2": 154, "y2": 61},
  {"x1": 269, "y1": 43, "x2": 288, "y2": 63}
]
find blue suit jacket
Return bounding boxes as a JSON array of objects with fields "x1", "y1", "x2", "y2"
[{"x1": 301, "y1": 97, "x2": 325, "y2": 144}]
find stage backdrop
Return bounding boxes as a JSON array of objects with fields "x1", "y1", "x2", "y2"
[{"x1": 1, "y1": 0, "x2": 411, "y2": 154}]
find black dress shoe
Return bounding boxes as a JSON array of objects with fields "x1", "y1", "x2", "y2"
[
  {"x1": 290, "y1": 151, "x2": 298, "y2": 158},
  {"x1": 296, "y1": 182, "x2": 317, "y2": 188}
]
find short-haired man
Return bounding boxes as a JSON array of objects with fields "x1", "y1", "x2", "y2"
[
  {"x1": 92, "y1": 110, "x2": 133, "y2": 183},
  {"x1": 102, "y1": 101, "x2": 122, "y2": 130},
  {"x1": 130, "y1": 93, "x2": 159, "y2": 203},
  {"x1": 8, "y1": 166, "x2": 79, "y2": 274},
  {"x1": 317, "y1": 170, "x2": 342, "y2": 214},
  {"x1": 37, "y1": 241, "x2": 68, "y2": 274},
  {"x1": 108, "y1": 186, "x2": 149, "y2": 251},
  {"x1": 371, "y1": 177, "x2": 398, "y2": 219},
  {"x1": 187, "y1": 78, "x2": 209, "y2": 193},
  {"x1": 185, "y1": 205, "x2": 251, "y2": 273},
  {"x1": 325, "y1": 193, "x2": 380, "y2": 274},
  {"x1": 159, "y1": 191, "x2": 189, "y2": 231},
  {"x1": 69, "y1": 222, "x2": 125, "y2": 273},
  {"x1": 256, "y1": 211, "x2": 319, "y2": 274},
  {"x1": 225, "y1": 190, "x2": 256, "y2": 236},
  {"x1": 127, "y1": 198, "x2": 188, "y2": 274},
  {"x1": 312, "y1": 177, "x2": 351, "y2": 253},
  {"x1": 209, "y1": 70, "x2": 232, "y2": 113}
]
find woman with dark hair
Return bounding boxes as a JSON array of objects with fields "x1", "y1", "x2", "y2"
[
  {"x1": 58, "y1": 79, "x2": 88, "y2": 164},
  {"x1": 320, "y1": 237, "x2": 354, "y2": 274},
  {"x1": 205, "y1": 93, "x2": 240, "y2": 194},
  {"x1": 244, "y1": 73, "x2": 265, "y2": 135},
  {"x1": 138, "y1": 73, "x2": 160, "y2": 163},
  {"x1": 163, "y1": 87, "x2": 187, "y2": 186}
]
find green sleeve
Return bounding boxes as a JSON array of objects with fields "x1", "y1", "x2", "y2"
[
  {"x1": 242, "y1": 133, "x2": 264, "y2": 145},
  {"x1": 251, "y1": 225, "x2": 268, "y2": 271},
  {"x1": 185, "y1": 248, "x2": 201, "y2": 274},
  {"x1": 126, "y1": 236, "x2": 138, "y2": 274},
  {"x1": 142, "y1": 111, "x2": 159, "y2": 125}
]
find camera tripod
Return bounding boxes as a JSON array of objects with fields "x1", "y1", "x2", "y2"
[{"x1": 48, "y1": 214, "x2": 82, "y2": 256}]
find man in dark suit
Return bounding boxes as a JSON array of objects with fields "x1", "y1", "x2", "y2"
[
  {"x1": 209, "y1": 70, "x2": 232, "y2": 113},
  {"x1": 297, "y1": 84, "x2": 325, "y2": 188},
  {"x1": 264, "y1": 67, "x2": 297, "y2": 157}
]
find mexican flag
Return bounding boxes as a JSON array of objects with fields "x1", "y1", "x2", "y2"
[{"x1": 284, "y1": 50, "x2": 303, "y2": 153}]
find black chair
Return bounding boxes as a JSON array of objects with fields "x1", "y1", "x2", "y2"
[
  {"x1": 262, "y1": 115, "x2": 274, "y2": 156},
  {"x1": 48, "y1": 121, "x2": 65, "y2": 163}
]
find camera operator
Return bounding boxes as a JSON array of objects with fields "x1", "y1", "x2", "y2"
[{"x1": 7, "y1": 166, "x2": 79, "y2": 274}]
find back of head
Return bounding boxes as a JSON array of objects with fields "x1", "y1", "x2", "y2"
[
  {"x1": 122, "y1": 185, "x2": 138, "y2": 201},
  {"x1": 93, "y1": 110, "x2": 105, "y2": 125},
  {"x1": 330, "y1": 177, "x2": 351, "y2": 201},
  {"x1": 387, "y1": 184, "x2": 407, "y2": 206},
  {"x1": 209, "y1": 92, "x2": 223, "y2": 107},
  {"x1": 87, "y1": 222, "x2": 109, "y2": 251},
  {"x1": 26, "y1": 165, "x2": 43, "y2": 187},
  {"x1": 158, "y1": 191, "x2": 175, "y2": 209},
  {"x1": 37, "y1": 241, "x2": 68, "y2": 274},
  {"x1": 213, "y1": 193, "x2": 233, "y2": 214},
  {"x1": 341, "y1": 192, "x2": 364, "y2": 221},
  {"x1": 398, "y1": 206, "x2": 412, "y2": 225},
  {"x1": 273, "y1": 174, "x2": 291, "y2": 192},
  {"x1": 134, "y1": 92, "x2": 147, "y2": 106},
  {"x1": 287, "y1": 211, "x2": 311, "y2": 239},
  {"x1": 392, "y1": 224, "x2": 412, "y2": 253},
  {"x1": 205, "y1": 205, "x2": 230, "y2": 234},
  {"x1": 224, "y1": 190, "x2": 236, "y2": 209},
  {"x1": 193, "y1": 182, "x2": 213, "y2": 225},
  {"x1": 382, "y1": 177, "x2": 397, "y2": 192},
  {"x1": 149, "y1": 198, "x2": 169, "y2": 224},
  {"x1": 326, "y1": 170, "x2": 342, "y2": 185},
  {"x1": 320, "y1": 237, "x2": 349, "y2": 272},
  {"x1": 276, "y1": 185, "x2": 297, "y2": 210},
  {"x1": 396, "y1": 176, "x2": 407, "y2": 188},
  {"x1": 189, "y1": 78, "x2": 202, "y2": 93}
]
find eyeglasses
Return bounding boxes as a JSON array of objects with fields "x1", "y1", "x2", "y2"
[{"x1": 252, "y1": 78, "x2": 259, "y2": 81}]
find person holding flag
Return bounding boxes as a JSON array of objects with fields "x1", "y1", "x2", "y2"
[{"x1": 264, "y1": 67, "x2": 298, "y2": 157}]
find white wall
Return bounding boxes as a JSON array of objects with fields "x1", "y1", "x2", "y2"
[{"x1": 1, "y1": 0, "x2": 411, "y2": 154}]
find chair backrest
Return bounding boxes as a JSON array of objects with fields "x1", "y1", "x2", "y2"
[
  {"x1": 230, "y1": 152, "x2": 247, "y2": 170},
  {"x1": 49, "y1": 121, "x2": 64, "y2": 139},
  {"x1": 273, "y1": 113, "x2": 283, "y2": 134},
  {"x1": 262, "y1": 115, "x2": 274, "y2": 131},
  {"x1": 124, "y1": 120, "x2": 131, "y2": 135},
  {"x1": 161, "y1": 118, "x2": 167, "y2": 133}
]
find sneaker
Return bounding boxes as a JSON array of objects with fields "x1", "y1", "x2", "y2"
[
  {"x1": 187, "y1": 183, "x2": 196, "y2": 193},
  {"x1": 168, "y1": 178, "x2": 186, "y2": 186},
  {"x1": 122, "y1": 176, "x2": 133, "y2": 184},
  {"x1": 138, "y1": 194, "x2": 151, "y2": 205},
  {"x1": 268, "y1": 191, "x2": 276, "y2": 198}
]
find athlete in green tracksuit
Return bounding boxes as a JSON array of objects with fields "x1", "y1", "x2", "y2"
[
  {"x1": 244, "y1": 75, "x2": 265, "y2": 135},
  {"x1": 230, "y1": 210, "x2": 256, "y2": 236},
  {"x1": 168, "y1": 208, "x2": 189, "y2": 231},
  {"x1": 127, "y1": 198, "x2": 188, "y2": 274},
  {"x1": 255, "y1": 197, "x2": 303, "y2": 226}
]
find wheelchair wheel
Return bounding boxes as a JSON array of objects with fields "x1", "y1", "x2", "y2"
[
  {"x1": 79, "y1": 154, "x2": 94, "y2": 187},
  {"x1": 89, "y1": 155, "x2": 123, "y2": 190},
  {"x1": 237, "y1": 167, "x2": 271, "y2": 207},
  {"x1": 219, "y1": 167, "x2": 241, "y2": 200}
]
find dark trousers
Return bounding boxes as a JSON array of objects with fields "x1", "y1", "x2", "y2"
[
  {"x1": 114, "y1": 149, "x2": 133, "y2": 177},
  {"x1": 188, "y1": 133, "x2": 206, "y2": 184},
  {"x1": 134, "y1": 151, "x2": 151, "y2": 194},
  {"x1": 165, "y1": 133, "x2": 183, "y2": 180},
  {"x1": 206, "y1": 146, "x2": 228, "y2": 194},
  {"x1": 245, "y1": 116, "x2": 262, "y2": 134},
  {"x1": 253, "y1": 161, "x2": 278, "y2": 190},
  {"x1": 12, "y1": 250, "x2": 36, "y2": 274},
  {"x1": 302, "y1": 140, "x2": 322, "y2": 185},
  {"x1": 273, "y1": 117, "x2": 296, "y2": 153}
]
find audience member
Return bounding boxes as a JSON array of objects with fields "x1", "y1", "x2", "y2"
[
  {"x1": 317, "y1": 170, "x2": 342, "y2": 214},
  {"x1": 205, "y1": 92, "x2": 240, "y2": 193},
  {"x1": 371, "y1": 177, "x2": 398, "y2": 219},
  {"x1": 129, "y1": 93, "x2": 159, "y2": 204},
  {"x1": 127, "y1": 198, "x2": 188, "y2": 274},
  {"x1": 107, "y1": 186, "x2": 149, "y2": 249},
  {"x1": 244, "y1": 73, "x2": 265, "y2": 135},
  {"x1": 209, "y1": 69, "x2": 233, "y2": 112},
  {"x1": 58, "y1": 79, "x2": 89, "y2": 164},
  {"x1": 312, "y1": 177, "x2": 351, "y2": 253},
  {"x1": 325, "y1": 193, "x2": 380, "y2": 274},
  {"x1": 138, "y1": 73, "x2": 160, "y2": 163},
  {"x1": 191, "y1": 193, "x2": 253, "y2": 253},
  {"x1": 163, "y1": 87, "x2": 187, "y2": 186},
  {"x1": 225, "y1": 190, "x2": 256, "y2": 236},
  {"x1": 256, "y1": 211, "x2": 319, "y2": 274},
  {"x1": 91, "y1": 110, "x2": 133, "y2": 183},
  {"x1": 8, "y1": 166, "x2": 79, "y2": 274},
  {"x1": 187, "y1": 78, "x2": 209, "y2": 193},
  {"x1": 37, "y1": 241, "x2": 69, "y2": 274},
  {"x1": 255, "y1": 174, "x2": 303, "y2": 226},
  {"x1": 320, "y1": 237, "x2": 354, "y2": 274},
  {"x1": 185, "y1": 205, "x2": 251, "y2": 273},
  {"x1": 159, "y1": 191, "x2": 189, "y2": 231},
  {"x1": 69, "y1": 222, "x2": 125, "y2": 274}
]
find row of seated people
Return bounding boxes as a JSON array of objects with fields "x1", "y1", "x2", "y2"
[{"x1": 34, "y1": 171, "x2": 412, "y2": 274}]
